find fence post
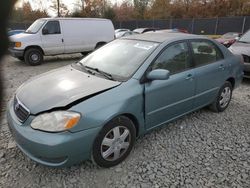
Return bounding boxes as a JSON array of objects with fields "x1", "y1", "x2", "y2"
[
  {"x1": 169, "y1": 17, "x2": 172, "y2": 29},
  {"x1": 242, "y1": 16, "x2": 246, "y2": 33},
  {"x1": 191, "y1": 18, "x2": 195, "y2": 34},
  {"x1": 214, "y1": 17, "x2": 219, "y2": 35}
]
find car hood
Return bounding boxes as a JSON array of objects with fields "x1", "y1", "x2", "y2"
[
  {"x1": 16, "y1": 66, "x2": 121, "y2": 114},
  {"x1": 9, "y1": 32, "x2": 38, "y2": 42},
  {"x1": 230, "y1": 42, "x2": 250, "y2": 55}
]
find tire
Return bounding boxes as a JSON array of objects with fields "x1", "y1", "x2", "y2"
[
  {"x1": 17, "y1": 57, "x2": 24, "y2": 61},
  {"x1": 92, "y1": 116, "x2": 136, "y2": 168},
  {"x1": 95, "y1": 42, "x2": 106, "y2": 49},
  {"x1": 81, "y1": 52, "x2": 90, "y2": 56},
  {"x1": 210, "y1": 81, "x2": 233, "y2": 112},
  {"x1": 24, "y1": 48, "x2": 43, "y2": 66}
]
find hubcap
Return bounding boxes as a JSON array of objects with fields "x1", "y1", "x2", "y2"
[
  {"x1": 101, "y1": 126, "x2": 130, "y2": 161},
  {"x1": 30, "y1": 53, "x2": 39, "y2": 61},
  {"x1": 219, "y1": 87, "x2": 231, "y2": 108}
]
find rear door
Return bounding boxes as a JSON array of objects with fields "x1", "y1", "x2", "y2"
[
  {"x1": 144, "y1": 41, "x2": 196, "y2": 130},
  {"x1": 41, "y1": 20, "x2": 64, "y2": 55},
  {"x1": 189, "y1": 39, "x2": 228, "y2": 109}
]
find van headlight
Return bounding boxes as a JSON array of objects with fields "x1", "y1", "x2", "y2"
[
  {"x1": 15, "y1": 42, "x2": 22, "y2": 48},
  {"x1": 31, "y1": 111, "x2": 81, "y2": 132}
]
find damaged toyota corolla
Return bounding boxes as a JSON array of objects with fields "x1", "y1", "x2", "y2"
[{"x1": 7, "y1": 33, "x2": 243, "y2": 168}]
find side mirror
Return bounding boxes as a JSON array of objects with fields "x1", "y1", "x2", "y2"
[
  {"x1": 42, "y1": 28, "x2": 49, "y2": 35},
  {"x1": 147, "y1": 69, "x2": 170, "y2": 81}
]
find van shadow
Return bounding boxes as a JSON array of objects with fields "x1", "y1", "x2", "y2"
[
  {"x1": 10, "y1": 53, "x2": 84, "y2": 68},
  {"x1": 42, "y1": 53, "x2": 83, "y2": 64}
]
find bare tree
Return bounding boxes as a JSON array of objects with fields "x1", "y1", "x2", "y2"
[{"x1": 57, "y1": 0, "x2": 60, "y2": 17}]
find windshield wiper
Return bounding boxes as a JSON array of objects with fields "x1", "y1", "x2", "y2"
[
  {"x1": 77, "y1": 62, "x2": 114, "y2": 80},
  {"x1": 85, "y1": 65, "x2": 114, "y2": 80}
]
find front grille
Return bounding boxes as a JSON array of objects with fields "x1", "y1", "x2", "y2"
[
  {"x1": 13, "y1": 96, "x2": 30, "y2": 122},
  {"x1": 242, "y1": 54, "x2": 250, "y2": 63},
  {"x1": 9, "y1": 42, "x2": 15, "y2": 48}
]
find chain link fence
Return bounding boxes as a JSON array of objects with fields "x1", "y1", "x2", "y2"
[
  {"x1": 114, "y1": 16, "x2": 250, "y2": 35},
  {"x1": 9, "y1": 16, "x2": 250, "y2": 35}
]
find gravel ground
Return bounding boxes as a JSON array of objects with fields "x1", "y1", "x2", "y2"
[{"x1": 0, "y1": 55, "x2": 250, "y2": 188}]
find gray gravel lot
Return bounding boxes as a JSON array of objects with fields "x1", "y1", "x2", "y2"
[{"x1": 0, "y1": 55, "x2": 250, "y2": 188}]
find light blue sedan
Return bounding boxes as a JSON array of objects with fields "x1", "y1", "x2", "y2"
[{"x1": 7, "y1": 33, "x2": 243, "y2": 167}]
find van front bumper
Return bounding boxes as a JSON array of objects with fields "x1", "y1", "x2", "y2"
[
  {"x1": 7, "y1": 99, "x2": 101, "y2": 167},
  {"x1": 8, "y1": 48, "x2": 24, "y2": 58}
]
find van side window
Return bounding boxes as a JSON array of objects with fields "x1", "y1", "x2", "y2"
[
  {"x1": 43, "y1": 21, "x2": 61, "y2": 34},
  {"x1": 152, "y1": 42, "x2": 190, "y2": 75},
  {"x1": 191, "y1": 40, "x2": 223, "y2": 66}
]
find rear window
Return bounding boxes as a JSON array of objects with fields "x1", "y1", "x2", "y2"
[{"x1": 191, "y1": 40, "x2": 224, "y2": 67}]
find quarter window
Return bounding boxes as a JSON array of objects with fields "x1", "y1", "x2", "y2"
[
  {"x1": 191, "y1": 40, "x2": 223, "y2": 66},
  {"x1": 152, "y1": 42, "x2": 190, "y2": 74},
  {"x1": 43, "y1": 21, "x2": 61, "y2": 34}
]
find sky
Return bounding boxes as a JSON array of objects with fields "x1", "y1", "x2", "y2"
[
  {"x1": 15, "y1": 0, "x2": 85, "y2": 16},
  {"x1": 15, "y1": 0, "x2": 120, "y2": 16}
]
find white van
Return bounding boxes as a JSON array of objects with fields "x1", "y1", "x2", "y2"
[{"x1": 9, "y1": 18, "x2": 115, "y2": 65}]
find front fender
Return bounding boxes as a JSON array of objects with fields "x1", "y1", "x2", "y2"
[{"x1": 69, "y1": 79, "x2": 145, "y2": 136}]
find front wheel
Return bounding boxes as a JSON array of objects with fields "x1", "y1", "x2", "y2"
[
  {"x1": 210, "y1": 81, "x2": 233, "y2": 112},
  {"x1": 24, "y1": 48, "x2": 43, "y2": 66},
  {"x1": 92, "y1": 116, "x2": 136, "y2": 168}
]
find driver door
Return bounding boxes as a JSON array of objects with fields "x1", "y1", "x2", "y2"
[
  {"x1": 145, "y1": 41, "x2": 196, "y2": 130},
  {"x1": 41, "y1": 20, "x2": 65, "y2": 55}
]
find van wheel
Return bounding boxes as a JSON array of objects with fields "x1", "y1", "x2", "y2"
[
  {"x1": 95, "y1": 42, "x2": 106, "y2": 49},
  {"x1": 210, "y1": 81, "x2": 232, "y2": 112},
  {"x1": 92, "y1": 116, "x2": 136, "y2": 168},
  {"x1": 81, "y1": 52, "x2": 90, "y2": 56},
  {"x1": 24, "y1": 48, "x2": 43, "y2": 66}
]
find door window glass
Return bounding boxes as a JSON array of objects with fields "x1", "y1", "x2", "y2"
[
  {"x1": 191, "y1": 40, "x2": 223, "y2": 66},
  {"x1": 43, "y1": 21, "x2": 61, "y2": 34},
  {"x1": 152, "y1": 42, "x2": 190, "y2": 74}
]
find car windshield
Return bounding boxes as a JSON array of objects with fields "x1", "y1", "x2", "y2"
[
  {"x1": 239, "y1": 30, "x2": 250, "y2": 43},
  {"x1": 222, "y1": 32, "x2": 238, "y2": 39},
  {"x1": 77, "y1": 39, "x2": 159, "y2": 81},
  {"x1": 25, "y1": 19, "x2": 46, "y2": 34}
]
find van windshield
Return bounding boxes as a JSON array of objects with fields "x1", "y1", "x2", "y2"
[
  {"x1": 239, "y1": 30, "x2": 250, "y2": 43},
  {"x1": 25, "y1": 19, "x2": 46, "y2": 34},
  {"x1": 77, "y1": 39, "x2": 159, "y2": 81}
]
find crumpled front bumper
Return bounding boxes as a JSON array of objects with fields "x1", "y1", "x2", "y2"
[{"x1": 6, "y1": 99, "x2": 101, "y2": 167}]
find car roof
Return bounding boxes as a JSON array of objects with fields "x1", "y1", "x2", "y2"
[
  {"x1": 123, "y1": 32, "x2": 206, "y2": 43},
  {"x1": 39, "y1": 17, "x2": 110, "y2": 22}
]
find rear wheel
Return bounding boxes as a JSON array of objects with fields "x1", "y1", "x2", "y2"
[
  {"x1": 210, "y1": 81, "x2": 232, "y2": 112},
  {"x1": 92, "y1": 116, "x2": 136, "y2": 168},
  {"x1": 81, "y1": 52, "x2": 90, "y2": 56},
  {"x1": 24, "y1": 48, "x2": 43, "y2": 66},
  {"x1": 95, "y1": 42, "x2": 106, "y2": 49}
]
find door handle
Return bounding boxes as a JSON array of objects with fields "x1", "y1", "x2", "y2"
[
  {"x1": 62, "y1": 38, "x2": 64, "y2": 43},
  {"x1": 185, "y1": 74, "x2": 193, "y2": 80}
]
